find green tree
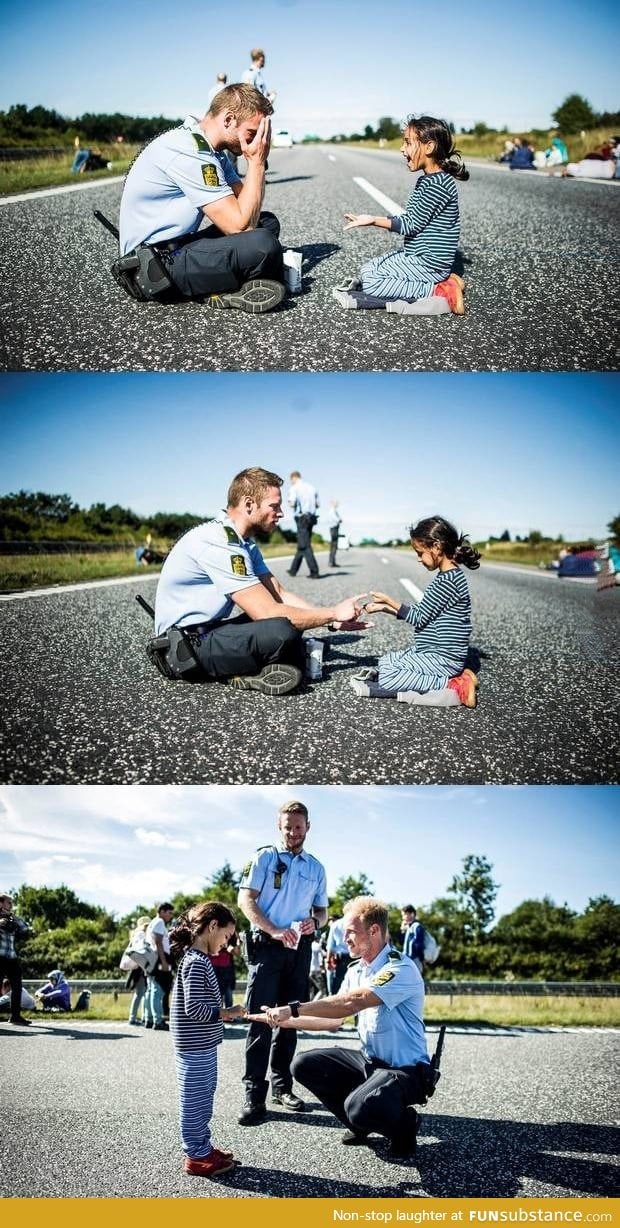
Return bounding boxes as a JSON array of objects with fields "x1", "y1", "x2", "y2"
[
  {"x1": 499, "y1": 529, "x2": 511, "y2": 542},
  {"x1": 552, "y1": 94, "x2": 596, "y2": 134},
  {"x1": 607, "y1": 514, "x2": 620, "y2": 546},
  {"x1": 449, "y1": 855, "x2": 498, "y2": 941},
  {"x1": 13, "y1": 884, "x2": 102, "y2": 931},
  {"x1": 330, "y1": 873, "x2": 374, "y2": 915},
  {"x1": 528, "y1": 530, "x2": 543, "y2": 545},
  {"x1": 376, "y1": 116, "x2": 401, "y2": 141}
]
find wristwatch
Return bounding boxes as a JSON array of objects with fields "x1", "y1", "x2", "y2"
[{"x1": 288, "y1": 1000, "x2": 301, "y2": 1017}]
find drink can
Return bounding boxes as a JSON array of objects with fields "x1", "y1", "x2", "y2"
[{"x1": 305, "y1": 638, "x2": 324, "y2": 680}]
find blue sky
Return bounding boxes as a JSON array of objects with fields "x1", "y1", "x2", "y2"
[
  {"x1": 1, "y1": 0, "x2": 619, "y2": 138},
  {"x1": 0, "y1": 785, "x2": 617, "y2": 919},
  {"x1": 1, "y1": 373, "x2": 618, "y2": 542}
]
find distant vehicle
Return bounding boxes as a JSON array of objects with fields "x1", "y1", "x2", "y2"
[
  {"x1": 272, "y1": 129, "x2": 293, "y2": 148},
  {"x1": 338, "y1": 534, "x2": 350, "y2": 551},
  {"x1": 558, "y1": 549, "x2": 599, "y2": 579}
]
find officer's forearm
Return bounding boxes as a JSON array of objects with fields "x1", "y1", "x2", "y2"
[
  {"x1": 297, "y1": 989, "x2": 368, "y2": 1019},
  {"x1": 236, "y1": 161, "x2": 265, "y2": 230},
  {"x1": 238, "y1": 891, "x2": 278, "y2": 937},
  {"x1": 312, "y1": 908, "x2": 328, "y2": 928}
]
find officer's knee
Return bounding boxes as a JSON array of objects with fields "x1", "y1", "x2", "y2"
[{"x1": 258, "y1": 211, "x2": 281, "y2": 239}]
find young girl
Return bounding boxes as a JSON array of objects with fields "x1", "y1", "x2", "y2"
[
  {"x1": 170, "y1": 902, "x2": 245, "y2": 1179},
  {"x1": 333, "y1": 116, "x2": 469, "y2": 316},
  {"x1": 349, "y1": 516, "x2": 480, "y2": 707}
]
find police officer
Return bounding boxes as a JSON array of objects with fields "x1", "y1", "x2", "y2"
[
  {"x1": 251, "y1": 896, "x2": 429, "y2": 1158},
  {"x1": 237, "y1": 800, "x2": 328, "y2": 1124},
  {"x1": 151, "y1": 466, "x2": 367, "y2": 695},
  {"x1": 117, "y1": 84, "x2": 284, "y2": 311},
  {"x1": 325, "y1": 911, "x2": 351, "y2": 994},
  {"x1": 287, "y1": 470, "x2": 320, "y2": 578}
]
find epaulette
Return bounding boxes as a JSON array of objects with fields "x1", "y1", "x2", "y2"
[
  {"x1": 224, "y1": 524, "x2": 241, "y2": 544},
  {"x1": 191, "y1": 132, "x2": 212, "y2": 154},
  {"x1": 388, "y1": 948, "x2": 402, "y2": 961}
]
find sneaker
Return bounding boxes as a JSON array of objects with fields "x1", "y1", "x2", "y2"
[
  {"x1": 238, "y1": 1101, "x2": 267, "y2": 1126},
  {"x1": 153, "y1": 1021, "x2": 169, "y2": 1030},
  {"x1": 342, "y1": 1129, "x2": 370, "y2": 1145},
  {"x1": 387, "y1": 1107, "x2": 419, "y2": 1159},
  {"x1": 9, "y1": 1016, "x2": 32, "y2": 1026},
  {"x1": 332, "y1": 288, "x2": 359, "y2": 309},
  {"x1": 433, "y1": 273, "x2": 465, "y2": 315},
  {"x1": 272, "y1": 1091, "x2": 305, "y2": 1111},
  {"x1": 184, "y1": 1151, "x2": 235, "y2": 1178},
  {"x1": 144, "y1": 1021, "x2": 154, "y2": 1029},
  {"x1": 447, "y1": 668, "x2": 479, "y2": 708},
  {"x1": 204, "y1": 279, "x2": 285, "y2": 314},
  {"x1": 228, "y1": 663, "x2": 302, "y2": 696},
  {"x1": 348, "y1": 677, "x2": 371, "y2": 697},
  {"x1": 351, "y1": 667, "x2": 379, "y2": 682},
  {"x1": 128, "y1": 1019, "x2": 143, "y2": 1026}
]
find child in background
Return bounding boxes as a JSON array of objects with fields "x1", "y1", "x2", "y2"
[
  {"x1": 333, "y1": 116, "x2": 469, "y2": 316},
  {"x1": 349, "y1": 516, "x2": 480, "y2": 707},
  {"x1": 169, "y1": 902, "x2": 245, "y2": 1179}
]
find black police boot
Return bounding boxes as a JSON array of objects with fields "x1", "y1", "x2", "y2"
[
  {"x1": 271, "y1": 1091, "x2": 305, "y2": 1111},
  {"x1": 387, "y1": 1107, "x2": 419, "y2": 1159},
  {"x1": 238, "y1": 1100, "x2": 267, "y2": 1126}
]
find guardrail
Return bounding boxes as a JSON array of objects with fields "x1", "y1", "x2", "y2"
[
  {"x1": 21, "y1": 979, "x2": 620, "y2": 997},
  {"x1": 0, "y1": 540, "x2": 137, "y2": 555}
]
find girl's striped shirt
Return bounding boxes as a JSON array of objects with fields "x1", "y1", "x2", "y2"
[
  {"x1": 398, "y1": 567, "x2": 471, "y2": 663},
  {"x1": 170, "y1": 948, "x2": 223, "y2": 1052},
  {"x1": 390, "y1": 171, "x2": 460, "y2": 279}
]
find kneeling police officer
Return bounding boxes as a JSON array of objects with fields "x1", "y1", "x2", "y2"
[
  {"x1": 249, "y1": 895, "x2": 432, "y2": 1159},
  {"x1": 115, "y1": 84, "x2": 285, "y2": 312},
  {"x1": 148, "y1": 466, "x2": 367, "y2": 696}
]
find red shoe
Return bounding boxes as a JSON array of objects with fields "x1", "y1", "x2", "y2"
[
  {"x1": 447, "y1": 668, "x2": 479, "y2": 707},
  {"x1": 434, "y1": 273, "x2": 465, "y2": 314},
  {"x1": 184, "y1": 1150, "x2": 235, "y2": 1178}
]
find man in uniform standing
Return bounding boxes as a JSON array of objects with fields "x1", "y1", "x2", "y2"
[
  {"x1": 287, "y1": 470, "x2": 320, "y2": 579},
  {"x1": 251, "y1": 896, "x2": 429, "y2": 1158},
  {"x1": 117, "y1": 84, "x2": 284, "y2": 311},
  {"x1": 151, "y1": 466, "x2": 367, "y2": 695},
  {"x1": 325, "y1": 911, "x2": 350, "y2": 994},
  {"x1": 237, "y1": 800, "x2": 328, "y2": 1124}
]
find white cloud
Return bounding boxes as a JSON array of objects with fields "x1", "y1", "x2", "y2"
[{"x1": 135, "y1": 828, "x2": 190, "y2": 850}]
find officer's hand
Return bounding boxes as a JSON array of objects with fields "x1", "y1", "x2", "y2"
[
  {"x1": 241, "y1": 116, "x2": 271, "y2": 165},
  {"x1": 344, "y1": 212, "x2": 375, "y2": 229},
  {"x1": 261, "y1": 1004, "x2": 292, "y2": 1026},
  {"x1": 333, "y1": 596, "x2": 364, "y2": 624},
  {"x1": 360, "y1": 590, "x2": 400, "y2": 616},
  {"x1": 245, "y1": 1011, "x2": 274, "y2": 1026},
  {"x1": 298, "y1": 917, "x2": 316, "y2": 935},
  {"x1": 222, "y1": 1004, "x2": 245, "y2": 1021},
  {"x1": 272, "y1": 927, "x2": 298, "y2": 948}
]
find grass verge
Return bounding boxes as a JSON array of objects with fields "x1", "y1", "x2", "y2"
[
  {"x1": 7, "y1": 992, "x2": 618, "y2": 1028},
  {"x1": 0, "y1": 145, "x2": 137, "y2": 195},
  {"x1": 0, "y1": 543, "x2": 327, "y2": 592},
  {"x1": 337, "y1": 128, "x2": 618, "y2": 163}
]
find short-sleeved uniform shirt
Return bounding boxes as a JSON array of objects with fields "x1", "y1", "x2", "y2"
[
  {"x1": 240, "y1": 846, "x2": 328, "y2": 930},
  {"x1": 147, "y1": 916, "x2": 170, "y2": 957},
  {"x1": 119, "y1": 114, "x2": 242, "y2": 254},
  {"x1": 154, "y1": 517, "x2": 270, "y2": 635},
  {"x1": 342, "y1": 943, "x2": 429, "y2": 1069}
]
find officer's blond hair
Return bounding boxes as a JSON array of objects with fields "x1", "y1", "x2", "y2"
[
  {"x1": 208, "y1": 83, "x2": 273, "y2": 121},
  {"x1": 227, "y1": 467, "x2": 283, "y2": 508},
  {"x1": 344, "y1": 896, "x2": 389, "y2": 939}
]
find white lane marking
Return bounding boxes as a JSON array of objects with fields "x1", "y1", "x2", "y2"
[
  {"x1": 352, "y1": 175, "x2": 402, "y2": 214},
  {"x1": 0, "y1": 176, "x2": 124, "y2": 206},
  {"x1": 399, "y1": 576, "x2": 424, "y2": 602},
  {"x1": 328, "y1": 154, "x2": 337, "y2": 162},
  {"x1": 0, "y1": 573, "x2": 158, "y2": 602}
]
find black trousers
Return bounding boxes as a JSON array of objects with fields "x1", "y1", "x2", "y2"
[
  {"x1": 0, "y1": 956, "x2": 24, "y2": 1020},
  {"x1": 289, "y1": 514, "x2": 319, "y2": 577},
  {"x1": 292, "y1": 1046, "x2": 429, "y2": 1140},
  {"x1": 189, "y1": 613, "x2": 304, "y2": 680},
  {"x1": 329, "y1": 527, "x2": 339, "y2": 567},
  {"x1": 166, "y1": 211, "x2": 284, "y2": 298},
  {"x1": 243, "y1": 939, "x2": 312, "y2": 1102}
]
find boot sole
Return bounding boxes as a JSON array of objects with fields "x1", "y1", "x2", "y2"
[
  {"x1": 228, "y1": 665, "x2": 302, "y2": 696},
  {"x1": 206, "y1": 279, "x2": 285, "y2": 314}
]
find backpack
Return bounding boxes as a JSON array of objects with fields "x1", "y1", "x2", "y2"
[
  {"x1": 423, "y1": 929, "x2": 440, "y2": 964},
  {"x1": 73, "y1": 990, "x2": 91, "y2": 1012}
]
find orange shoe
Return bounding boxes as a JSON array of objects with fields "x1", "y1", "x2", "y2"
[
  {"x1": 447, "y1": 668, "x2": 479, "y2": 707},
  {"x1": 184, "y1": 1149, "x2": 235, "y2": 1178},
  {"x1": 434, "y1": 273, "x2": 465, "y2": 315}
]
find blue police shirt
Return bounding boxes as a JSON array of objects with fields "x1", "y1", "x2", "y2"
[
  {"x1": 240, "y1": 846, "x2": 328, "y2": 930},
  {"x1": 119, "y1": 114, "x2": 242, "y2": 254},
  {"x1": 154, "y1": 517, "x2": 270, "y2": 635},
  {"x1": 342, "y1": 943, "x2": 429, "y2": 1069},
  {"x1": 326, "y1": 916, "x2": 348, "y2": 957}
]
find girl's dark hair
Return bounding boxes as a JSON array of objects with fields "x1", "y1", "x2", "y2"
[
  {"x1": 169, "y1": 900, "x2": 236, "y2": 958},
  {"x1": 406, "y1": 115, "x2": 469, "y2": 181},
  {"x1": 409, "y1": 516, "x2": 481, "y2": 569}
]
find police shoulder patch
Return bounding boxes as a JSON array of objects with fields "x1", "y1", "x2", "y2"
[
  {"x1": 202, "y1": 162, "x2": 219, "y2": 188},
  {"x1": 371, "y1": 968, "x2": 395, "y2": 987},
  {"x1": 241, "y1": 861, "x2": 253, "y2": 879},
  {"x1": 231, "y1": 554, "x2": 247, "y2": 577}
]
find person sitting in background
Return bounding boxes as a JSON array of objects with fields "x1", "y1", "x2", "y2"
[
  {"x1": 35, "y1": 969, "x2": 71, "y2": 1012},
  {"x1": 0, "y1": 976, "x2": 35, "y2": 1013},
  {"x1": 509, "y1": 137, "x2": 535, "y2": 170}
]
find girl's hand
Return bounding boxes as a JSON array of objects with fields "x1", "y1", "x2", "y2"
[
  {"x1": 222, "y1": 1004, "x2": 245, "y2": 1021},
  {"x1": 363, "y1": 590, "x2": 400, "y2": 615},
  {"x1": 343, "y1": 212, "x2": 375, "y2": 229}
]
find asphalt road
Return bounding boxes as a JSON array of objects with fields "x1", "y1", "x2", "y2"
[
  {"x1": 1, "y1": 552, "x2": 618, "y2": 784},
  {"x1": 1, "y1": 1020, "x2": 618, "y2": 1199},
  {"x1": 1, "y1": 147, "x2": 618, "y2": 371}
]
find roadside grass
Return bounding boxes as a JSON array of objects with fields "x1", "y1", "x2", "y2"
[
  {"x1": 393, "y1": 539, "x2": 593, "y2": 568},
  {"x1": 0, "y1": 144, "x2": 137, "y2": 195},
  {"x1": 338, "y1": 127, "x2": 617, "y2": 164},
  {"x1": 0, "y1": 543, "x2": 327, "y2": 592},
  {"x1": 9, "y1": 992, "x2": 618, "y2": 1028}
]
